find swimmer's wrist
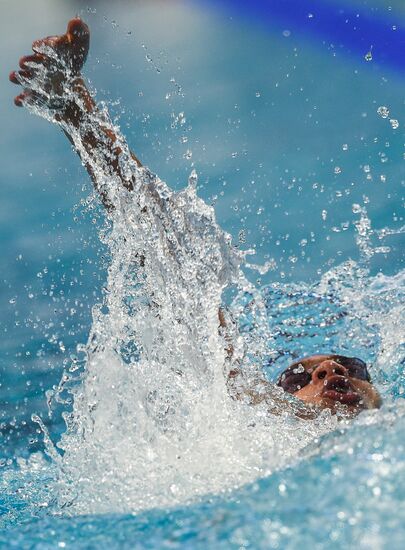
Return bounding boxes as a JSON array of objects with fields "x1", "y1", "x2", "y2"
[{"x1": 55, "y1": 77, "x2": 96, "y2": 126}]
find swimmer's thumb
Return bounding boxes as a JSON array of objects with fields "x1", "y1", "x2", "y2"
[{"x1": 66, "y1": 17, "x2": 90, "y2": 72}]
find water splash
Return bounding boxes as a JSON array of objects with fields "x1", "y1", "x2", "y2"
[
  {"x1": 17, "y1": 70, "x2": 405, "y2": 517},
  {"x1": 51, "y1": 156, "x2": 338, "y2": 513}
]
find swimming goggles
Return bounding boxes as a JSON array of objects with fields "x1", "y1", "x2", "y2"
[{"x1": 277, "y1": 355, "x2": 371, "y2": 394}]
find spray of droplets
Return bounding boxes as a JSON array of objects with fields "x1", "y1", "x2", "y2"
[{"x1": 19, "y1": 54, "x2": 405, "y2": 516}]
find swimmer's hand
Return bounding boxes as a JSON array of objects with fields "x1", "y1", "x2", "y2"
[
  {"x1": 9, "y1": 17, "x2": 141, "y2": 207},
  {"x1": 9, "y1": 18, "x2": 90, "y2": 111}
]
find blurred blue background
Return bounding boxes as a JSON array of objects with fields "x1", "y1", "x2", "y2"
[{"x1": 0, "y1": 0, "x2": 404, "y2": 454}]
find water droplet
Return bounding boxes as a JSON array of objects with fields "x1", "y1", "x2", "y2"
[
  {"x1": 377, "y1": 106, "x2": 390, "y2": 118},
  {"x1": 188, "y1": 169, "x2": 198, "y2": 188},
  {"x1": 179, "y1": 112, "x2": 186, "y2": 125},
  {"x1": 238, "y1": 229, "x2": 246, "y2": 243}
]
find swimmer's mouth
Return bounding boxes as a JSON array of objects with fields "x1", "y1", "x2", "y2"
[{"x1": 322, "y1": 376, "x2": 361, "y2": 406}]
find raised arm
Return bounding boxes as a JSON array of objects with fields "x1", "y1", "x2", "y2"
[{"x1": 9, "y1": 18, "x2": 141, "y2": 210}]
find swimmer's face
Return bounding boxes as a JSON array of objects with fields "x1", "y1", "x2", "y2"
[{"x1": 277, "y1": 354, "x2": 381, "y2": 415}]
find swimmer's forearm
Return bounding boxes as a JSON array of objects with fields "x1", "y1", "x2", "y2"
[
  {"x1": 227, "y1": 367, "x2": 319, "y2": 419},
  {"x1": 219, "y1": 310, "x2": 316, "y2": 418},
  {"x1": 57, "y1": 79, "x2": 142, "y2": 209},
  {"x1": 263, "y1": 382, "x2": 320, "y2": 419}
]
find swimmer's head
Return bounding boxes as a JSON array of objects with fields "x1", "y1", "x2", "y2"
[{"x1": 277, "y1": 354, "x2": 381, "y2": 415}]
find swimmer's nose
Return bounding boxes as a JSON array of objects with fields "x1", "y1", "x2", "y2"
[{"x1": 311, "y1": 360, "x2": 349, "y2": 384}]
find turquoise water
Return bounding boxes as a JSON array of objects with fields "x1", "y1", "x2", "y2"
[
  {"x1": 2, "y1": 408, "x2": 405, "y2": 548},
  {"x1": 1, "y1": 1, "x2": 404, "y2": 548}
]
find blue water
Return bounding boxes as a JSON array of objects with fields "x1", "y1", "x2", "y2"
[
  {"x1": 2, "y1": 408, "x2": 405, "y2": 549},
  {"x1": 1, "y1": 0, "x2": 404, "y2": 548}
]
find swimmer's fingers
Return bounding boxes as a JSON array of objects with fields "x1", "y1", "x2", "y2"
[
  {"x1": 14, "y1": 90, "x2": 30, "y2": 107},
  {"x1": 9, "y1": 66, "x2": 54, "y2": 99},
  {"x1": 9, "y1": 68, "x2": 40, "y2": 87},
  {"x1": 19, "y1": 54, "x2": 46, "y2": 71},
  {"x1": 13, "y1": 89, "x2": 45, "y2": 108},
  {"x1": 9, "y1": 70, "x2": 23, "y2": 86},
  {"x1": 10, "y1": 54, "x2": 48, "y2": 88},
  {"x1": 31, "y1": 18, "x2": 90, "y2": 75},
  {"x1": 32, "y1": 36, "x2": 59, "y2": 57},
  {"x1": 14, "y1": 87, "x2": 68, "y2": 111}
]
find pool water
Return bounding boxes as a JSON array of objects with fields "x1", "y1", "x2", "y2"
[{"x1": 0, "y1": 1, "x2": 404, "y2": 548}]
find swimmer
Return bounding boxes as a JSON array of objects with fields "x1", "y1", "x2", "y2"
[
  {"x1": 9, "y1": 18, "x2": 381, "y2": 419},
  {"x1": 224, "y1": 354, "x2": 381, "y2": 418}
]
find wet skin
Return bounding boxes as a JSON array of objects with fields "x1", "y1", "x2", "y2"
[
  {"x1": 278, "y1": 354, "x2": 381, "y2": 415},
  {"x1": 9, "y1": 18, "x2": 90, "y2": 111},
  {"x1": 10, "y1": 18, "x2": 141, "y2": 210}
]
